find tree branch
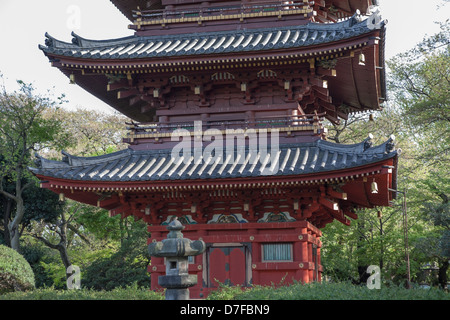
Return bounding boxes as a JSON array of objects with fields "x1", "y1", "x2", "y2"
[{"x1": 32, "y1": 234, "x2": 60, "y2": 250}]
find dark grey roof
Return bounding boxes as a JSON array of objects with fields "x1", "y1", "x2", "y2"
[
  {"x1": 39, "y1": 16, "x2": 383, "y2": 60},
  {"x1": 30, "y1": 137, "x2": 397, "y2": 182}
]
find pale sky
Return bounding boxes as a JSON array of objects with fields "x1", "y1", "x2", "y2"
[{"x1": 0, "y1": 0, "x2": 448, "y2": 113}]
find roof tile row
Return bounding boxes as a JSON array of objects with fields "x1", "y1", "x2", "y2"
[
  {"x1": 31, "y1": 138, "x2": 397, "y2": 182},
  {"x1": 40, "y1": 16, "x2": 382, "y2": 60}
]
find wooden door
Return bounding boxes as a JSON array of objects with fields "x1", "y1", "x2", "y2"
[{"x1": 206, "y1": 244, "x2": 251, "y2": 288}]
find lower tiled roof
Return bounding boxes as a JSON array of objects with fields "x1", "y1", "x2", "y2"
[{"x1": 31, "y1": 137, "x2": 397, "y2": 182}]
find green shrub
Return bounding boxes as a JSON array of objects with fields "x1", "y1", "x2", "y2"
[
  {"x1": 208, "y1": 281, "x2": 450, "y2": 300},
  {"x1": 206, "y1": 282, "x2": 245, "y2": 300},
  {"x1": 0, "y1": 283, "x2": 164, "y2": 300},
  {"x1": 81, "y1": 221, "x2": 150, "y2": 291},
  {"x1": 0, "y1": 245, "x2": 35, "y2": 294}
]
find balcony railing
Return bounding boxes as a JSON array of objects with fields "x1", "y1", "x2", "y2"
[
  {"x1": 132, "y1": 1, "x2": 314, "y2": 26},
  {"x1": 126, "y1": 112, "x2": 325, "y2": 137}
]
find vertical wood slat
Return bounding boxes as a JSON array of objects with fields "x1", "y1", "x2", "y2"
[{"x1": 263, "y1": 243, "x2": 292, "y2": 261}]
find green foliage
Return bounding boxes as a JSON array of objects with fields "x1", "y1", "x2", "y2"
[
  {"x1": 0, "y1": 283, "x2": 164, "y2": 300},
  {"x1": 385, "y1": 22, "x2": 450, "y2": 288},
  {"x1": 31, "y1": 241, "x2": 119, "y2": 290},
  {"x1": 387, "y1": 21, "x2": 449, "y2": 165},
  {"x1": 322, "y1": 18, "x2": 450, "y2": 288},
  {"x1": 0, "y1": 78, "x2": 71, "y2": 179},
  {"x1": 206, "y1": 282, "x2": 246, "y2": 300},
  {"x1": 20, "y1": 240, "x2": 59, "y2": 288},
  {"x1": 22, "y1": 183, "x2": 64, "y2": 226},
  {"x1": 1, "y1": 281, "x2": 447, "y2": 300},
  {"x1": 46, "y1": 107, "x2": 129, "y2": 159},
  {"x1": 320, "y1": 221, "x2": 359, "y2": 282},
  {"x1": 81, "y1": 219, "x2": 151, "y2": 291},
  {"x1": 207, "y1": 281, "x2": 449, "y2": 300},
  {"x1": 0, "y1": 244, "x2": 35, "y2": 294},
  {"x1": 71, "y1": 203, "x2": 124, "y2": 241},
  {"x1": 0, "y1": 76, "x2": 72, "y2": 250}
]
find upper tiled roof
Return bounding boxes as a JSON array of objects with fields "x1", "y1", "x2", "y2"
[
  {"x1": 40, "y1": 16, "x2": 383, "y2": 60},
  {"x1": 31, "y1": 137, "x2": 397, "y2": 183}
]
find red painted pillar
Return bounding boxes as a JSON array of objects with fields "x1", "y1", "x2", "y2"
[
  {"x1": 317, "y1": 244, "x2": 322, "y2": 282},
  {"x1": 308, "y1": 230, "x2": 314, "y2": 281},
  {"x1": 316, "y1": 230, "x2": 322, "y2": 282},
  {"x1": 299, "y1": 227, "x2": 309, "y2": 283},
  {"x1": 251, "y1": 238, "x2": 260, "y2": 285}
]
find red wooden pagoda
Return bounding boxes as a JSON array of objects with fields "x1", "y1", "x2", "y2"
[{"x1": 33, "y1": 0, "x2": 397, "y2": 298}]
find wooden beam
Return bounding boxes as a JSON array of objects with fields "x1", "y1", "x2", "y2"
[
  {"x1": 117, "y1": 89, "x2": 139, "y2": 99},
  {"x1": 303, "y1": 201, "x2": 320, "y2": 218},
  {"x1": 97, "y1": 193, "x2": 120, "y2": 208},
  {"x1": 109, "y1": 204, "x2": 128, "y2": 217},
  {"x1": 344, "y1": 209, "x2": 358, "y2": 220},
  {"x1": 326, "y1": 187, "x2": 347, "y2": 200},
  {"x1": 312, "y1": 87, "x2": 332, "y2": 103},
  {"x1": 326, "y1": 208, "x2": 351, "y2": 226},
  {"x1": 319, "y1": 197, "x2": 339, "y2": 211},
  {"x1": 107, "y1": 79, "x2": 128, "y2": 91},
  {"x1": 316, "y1": 67, "x2": 337, "y2": 77},
  {"x1": 309, "y1": 77, "x2": 328, "y2": 88}
]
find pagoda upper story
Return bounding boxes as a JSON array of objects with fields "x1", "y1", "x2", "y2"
[
  {"x1": 111, "y1": 0, "x2": 379, "y2": 28},
  {"x1": 34, "y1": 0, "x2": 397, "y2": 233},
  {"x1": 40, "y1": 0, "x2": 385, "y2": 148}
]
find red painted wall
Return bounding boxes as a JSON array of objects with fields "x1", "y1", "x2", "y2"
[{"x1": 148, "y1": 221, "x2": 322, "y2": 298}]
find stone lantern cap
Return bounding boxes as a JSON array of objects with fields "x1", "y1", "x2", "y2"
[{"x1": 148, "y1": 218, "x2": 205, "y2": 258}]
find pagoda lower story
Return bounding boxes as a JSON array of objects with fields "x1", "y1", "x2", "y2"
[
  {"x1": 150, "y1": 221, "x2": 322, "y2": 298},
  {"x1": 34, "y1": 0, "x2": 394, "y2": 299},
  {"x1": 32, "y1": 130, "x2": 397, "y2": 298}
]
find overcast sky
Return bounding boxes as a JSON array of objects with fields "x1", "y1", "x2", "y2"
[{"x1": 0, "y1": 0, "x2": 448, "y2": 114}]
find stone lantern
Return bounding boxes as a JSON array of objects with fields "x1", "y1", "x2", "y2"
[{"x1": 148, "y1": 218, "x2": 206, "y2": 300}]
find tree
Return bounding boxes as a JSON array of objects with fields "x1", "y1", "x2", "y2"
[
  {"x1": 322, "y1": 20, "x2": 450, "y2": 286},
  {"x1": 387, "y1": 21, "x2": 449, "y2": 165},
  {"x1": 387, "y1": 19, "x2": 450, "y2": 287},
  {"x1": 44, "y1": 107, "x2": 129, "y2": 159},
  {"x1": 0, "y1": 76, "x2": 70, "y2": 251},
  {"x1": 81, "y1": 218, "x2": 151, "y2": 290},
  {"x1": 27, "y1": 107, "x2": 130, "y2": 282},
  {"x1": 31, "y1": 201, "x2": 83, "y2": 282}
]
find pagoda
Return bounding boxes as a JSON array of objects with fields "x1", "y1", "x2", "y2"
[{"x1": 33, "y1": 0, "x2": 398, "y2": 298}]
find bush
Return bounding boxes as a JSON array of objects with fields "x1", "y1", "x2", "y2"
[
  {"x1": 207, "y1": 281, "x2": 450, "y2": 300},
  {"x1": 0, "y1": 283, "x2": 164, "y2": 300},
  {"x1": 0, "y1": 245, "x2": 35, "y2": 294}
]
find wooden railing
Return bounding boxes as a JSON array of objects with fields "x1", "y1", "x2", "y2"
[
  {"x1": 132, "y1": 1, "x2": 313, "y2": 25},
  {"x1": 126, "y1": 113, "x2": 325, "y2": 136}
]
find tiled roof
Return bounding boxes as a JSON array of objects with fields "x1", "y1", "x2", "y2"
[
  {"x1": 31, "y1": 137, "x2": 397, "y2": 182},
  {"x1": 40, "y1": 16, "x2": 382, "y2": 60}
]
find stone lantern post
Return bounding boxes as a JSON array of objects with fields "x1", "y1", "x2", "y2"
[{"x1": 148, "y1": 218, "x2": 206, "y2": 300}]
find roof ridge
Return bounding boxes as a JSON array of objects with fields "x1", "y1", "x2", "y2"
[
  {"x1": 70, "y1": 32, "x2": 137, "y2": 48},
  {"x1": 31, "y1": 137, "x2": 397, "y2": 174}
]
